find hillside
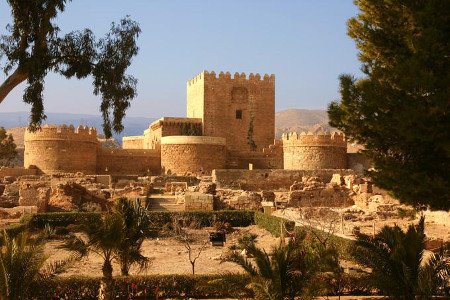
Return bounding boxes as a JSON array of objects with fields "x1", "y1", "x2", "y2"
[{"x1": 275, "y1": 108, "x2": 333, "y2": 138}]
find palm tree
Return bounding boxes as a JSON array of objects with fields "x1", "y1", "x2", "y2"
[
  {"x1": 0, "y1": 231, "x2": 45, "y2": 300},
  {"x1": 352, "y1": 216, "x2": 449, "y2": 299},
  {"x1": 224, "y1": 231, "x2": 326, "y2": 300},
  {"x1": 114, "y1": 198, "x2": 151, "y2": 276},
  {"x1": 64, "y1": 211, "x2": 124, "y2": 300}
]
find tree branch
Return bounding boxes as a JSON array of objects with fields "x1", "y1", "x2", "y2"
[{"x1": 0, "y1": 68, "x2": 28, "y2": 104}]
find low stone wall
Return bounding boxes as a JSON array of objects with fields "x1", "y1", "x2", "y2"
[
  {"x1": 0, "y1": 167, "x2": 38, "y2": 178},
  {"x1": 97, "y1": 148, "x2": 161, "y2": 175},
  {"x1": 212, "y1": 169, "x2": 355, "y2": 191},
  {"x1": 161, "y1": 136, "x2": 226, "y2": 175},
  {"x1": 184, "y1": 192, "x2": 213, "y2": 211}
]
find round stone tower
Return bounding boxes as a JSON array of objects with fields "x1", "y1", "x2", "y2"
[
  {"x1": 160, "y1": 136, "x2": 226, "y2": 175},
  {"x1": 282, "y1": 131, "x2": 347, "y2": 170},
  {"x1": 24, "y1": 125, "x2": 99, "y2": 174}
]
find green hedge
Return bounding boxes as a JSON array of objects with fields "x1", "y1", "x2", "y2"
[
  {"x1": 296, "y1": 226, "x2": 354, "y2": 260},
  {"x1": 30, "y1": 274, "x2": 252, "y2": 299},
  {"x1": 29, "y1": 212, "x2": 102, "y2": 229},
  {"x1": 147, "y1": 210, "x2": 255, "y2": 227},
  {"x1": 28, "y1": 210, "x2": 255, "y2": 229},
  {"x1": 254, "y1": 211, "x2": 295, "y2": 237}
]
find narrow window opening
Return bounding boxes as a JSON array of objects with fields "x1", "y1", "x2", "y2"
[{"x1": 236, "y1": 110, "x2": 242, "y2": 119}]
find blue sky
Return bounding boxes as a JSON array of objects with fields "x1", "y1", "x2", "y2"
[{"x1": 0, "y1": 0, "x2": 361, "y2": 118}]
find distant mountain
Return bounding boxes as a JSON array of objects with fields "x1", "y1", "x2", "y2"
[
  {"x1": 2, "y1": 109, "x2": 335, "y2": 145},
  {"x1": 0, "y1": 112, "x2": 155, "y2": 144},
  {"x1": 275, "y1": 108, "x2": 333, "y2": 138}
]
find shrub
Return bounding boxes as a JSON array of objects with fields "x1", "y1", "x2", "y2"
[
  {"x1": 30, "y1": 274, "x2": 252, "y2": 299},
  {"x1": 29, "y1": 210, "x2": 255, "y2": 231},
  {"x1": 147, "y1": 210, "x2": 255, "y2": 228},
  {"x1": 29, "y1": 212, "x2": 102, "y2": 229},
  {"x1": 254, "y1": 211, "x2": 295, "y2": 237}
]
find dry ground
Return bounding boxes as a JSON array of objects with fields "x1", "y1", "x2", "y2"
[{"x1": 43, "y1": 225, "x2": 280, "y2": 277}]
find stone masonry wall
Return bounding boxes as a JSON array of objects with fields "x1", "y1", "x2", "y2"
[
  {"x1": 187, "y1": 71, "x2": 275, "y2": 154},
  {"x1": 212, "y1": 169, "x2": 355, "y2": 191},
  {"x1": 283, "y1": 132, "x2": 347, "y2": 170},
  {"x1": 161, "y1": 136, "x2": 226, "y2": 175},
  {"x1": 97, "y1": 148, "x2": 161, "y2": 175},
  {"x1": 24, "y1": 125, "x2": 98, "y2": 174},
  {"x1": 122, "y1": 136, "x2": 145, "y2": 149}
]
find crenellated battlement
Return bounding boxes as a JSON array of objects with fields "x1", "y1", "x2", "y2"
[
  {"x1": 24, "y1": 124, "x2": 98, "y2": 143},
  {"x1": 187, "y1": 70, "x2": 275, "y2": 86},
  {"x1": 282, "y1": 131, "x2": 346, "y2": 147}
]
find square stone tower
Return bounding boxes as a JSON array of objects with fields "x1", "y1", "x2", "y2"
[{"x1": 187, "y1": 71, "x2": 275, "y2": 153}]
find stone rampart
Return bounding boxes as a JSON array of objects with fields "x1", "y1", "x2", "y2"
[
  {"x1": 161, "y1": 136, "x2": 226, "y2": 175},
  {"x1": 212, "y1": 169, "x2": 355, "y2": 191},
  {"x1": 97, "y1": 148, "x2": 161, "y2": 175},
  {"x1": 282, "y1": 132, "x2": 347, "y2": 170},
  {"x1": 24, "y1": 125, "x2": 98, "y2": 174},
  {"x1": 122, "y1": 136, "x2": 145, "y2": 149}
]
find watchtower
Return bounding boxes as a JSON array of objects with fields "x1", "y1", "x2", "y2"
[{"x1": 187, "y1": 71, "x2": 275, "y2": 153}]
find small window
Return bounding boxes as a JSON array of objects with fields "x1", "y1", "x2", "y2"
[{"x1": 236, "y1": 110, "x2": 242, "y2": 119}]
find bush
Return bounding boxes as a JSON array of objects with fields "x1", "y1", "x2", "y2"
[
  {"x1": 29, "y1": 212, "x2": 101, "y2": 229},
  {"x1": 28, "y1": 210, "x2": 255, "y2": 231},
  {"x1": 254, "y1": 211, "x2": 295, "y2": 237},
  {"x1": 30, "y1": 274, "x2": 252, "y2": 299},
  {"x1": 147, "y1": 210, "x2": 255, "y2": 228}
]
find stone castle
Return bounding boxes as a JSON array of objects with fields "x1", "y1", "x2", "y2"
[{"x1": 24, "y1": 70, "x2": 363, "y2": 175}]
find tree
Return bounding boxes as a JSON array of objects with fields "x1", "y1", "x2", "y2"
[
  {"x1": 224, "y1": 231, "x2": 327, "y2": 300},
  {"x1": 352, "y1": 217, "x2": 449, "y2": 298},
  {"x1": 0, "y1": 0, "x2": 141, "y2": 137},
  {"x1": 63, "y1": 212, "x2": 124, "y2": 300},
  {"x1": 327, "y1": 1, "x2": 450, "y2": 210},
  {"x1": 0, "y1": 231, "x2": 45, "y2": 300},
  {"x1": 114, "y1": 198, "x2": 151, "y2": 276},
  {"x1": 0, "y1": 127, "x2": 17, "y2": 166}
]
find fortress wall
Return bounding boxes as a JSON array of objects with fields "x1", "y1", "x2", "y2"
[
  {"x1": 187, "y1": 71, "x2": 275, "y2": 154},
  {"x1": 282, "y1": 132, "x2": 347, "y2": 170},
  {"x1": 24, "y1": 125, "x2": 98, "y2": 174},
  {"x1": 213, "y1": 169, "x2": 355, "y2": 191},
  {"x1": 97, "y1": 148, "x2": 161, "y2": 175},
  {"x1": 227, "y1": 140, "x2": 284, "y2": 169},
  {"x1": 146, "y1": 117, "x2": 203, "y2": 150},
  {"x1": 0, "y1": 167, "x2": 38, "y2": 178},
  {"x1": 161, "y1": 136, "x2": 226, "y2": 175},
  {"x1": 122, "y1": 136, "x2": 145, "y2": 149}
]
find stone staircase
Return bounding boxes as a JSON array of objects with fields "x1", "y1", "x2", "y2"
[{"x1": 146, "y1": 195, "x2": 184, "y2": 211}]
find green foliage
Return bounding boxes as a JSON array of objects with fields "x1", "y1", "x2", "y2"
[
  {"x1": 29, "y1": 274, "x2": 253, "y2": 299},
  {"x1": 0, "y1": 1, "x2": 141, "y2": 137},
  {"x1": 181, "y1": 123, "x2": 201, "y2": 136},
  {"x1": 328, "y1": 0, "x2": 450, "y2": 210},
  {"x1": 247, "y1": 116, "x2": 257, "y2": 151},
  {"x1": 397, "y1": 207, "x2": 417, "y2": 220},
  {"x1": 0, "y1": 127, "x2": 17, "y2": 166},
  {"x1": 29, "y1": 212, "x2": 102, "y2": 229},
  {"x1": 114, "y1": 198, "x2": 151, "y2": 276},
  {"x1": 0, "y1": 231, "x2": 46, "y2": 300},
  {"x1": 29, "y1": 210, "x2": 255, "y2": 231},
  {"x1": 352, "y1": 217, "x2": 450, "y2": 298},
  {"x1": 148, "y1": 210, "x2": 255, "y2": 229},
  {"x1": 224, "y1": 231, "x2": 330, "y2": 300},
  {"x1": 254, "y1": 211, "x2": 295, "y2": 237}
]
